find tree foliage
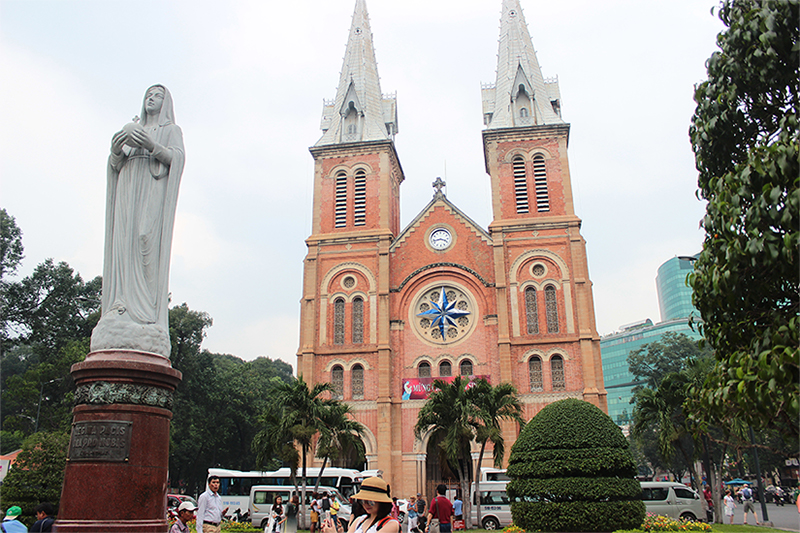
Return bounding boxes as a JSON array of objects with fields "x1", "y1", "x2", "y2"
[
  {"x1": 507, "y1": 399, "x2": 645, "y2": 532},
  {"x1": 689, "y1": 0, "x2": 799, "y2": 437},
  {"x1": 0, "y1": 208, "x2": 24, "y2": 282},
  {"x1": 0, "y1": 431, "x2": 69, "y2": 526},
  {"x1": 627, "y1": 332, "x2": 712, "y2": 389}
]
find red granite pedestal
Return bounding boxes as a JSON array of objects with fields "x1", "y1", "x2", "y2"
[{"x1": 56, "y1": 350, "x2": 182, "y2": 533}]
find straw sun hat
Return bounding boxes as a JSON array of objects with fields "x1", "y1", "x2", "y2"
[{"x1": 353, "y1": 476, "x2": 393, "y2": 503}]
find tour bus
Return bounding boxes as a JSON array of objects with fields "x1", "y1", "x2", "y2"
[
  {"x1": 471, "y1": 481, "x2": 512, "y2": 530},
  {"x1": 208, "y1": 467, "x2": 360, "y2": 517},
  {"x1": 249, "y1": 485, "x2": 351, "y2": 529},
  {"x1": 480, "y1": 468, "x2": 509, "y2": 482}
]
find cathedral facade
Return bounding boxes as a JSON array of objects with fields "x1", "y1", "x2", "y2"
[{"x1": 297, "y1": 0, "x2": 607, "y2": 497}]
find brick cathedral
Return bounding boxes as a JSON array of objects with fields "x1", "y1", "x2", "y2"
[{"x1": 297, "y1": 0, "x2": 607, "y2": 496}]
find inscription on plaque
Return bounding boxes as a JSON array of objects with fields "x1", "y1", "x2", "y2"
[{"x1": 68, "y1": 420, "x2": 132, "y2": 462}]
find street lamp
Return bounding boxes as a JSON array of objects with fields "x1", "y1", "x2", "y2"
[{"x1": 35, "y1": 377, "x2": 64, "y2": 433}]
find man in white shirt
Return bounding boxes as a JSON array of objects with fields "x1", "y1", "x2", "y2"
[{"x1": 197, "y1": 475, "x2": 229, "y2": 533}]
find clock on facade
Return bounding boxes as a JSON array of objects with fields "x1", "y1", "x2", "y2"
[{"x1": 429, "y1": 228, "x2": 452, "y2": 250}]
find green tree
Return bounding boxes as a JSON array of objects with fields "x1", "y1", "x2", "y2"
[
  {"x1": 627, "y1": 332, "x2": 712, "y2": 389},
  {"x1": 414, "y1": 377, "x2": 476, "y2": 528},
  {"x1": 0, "y1": 431, "x2": 69, "y2": 526},
  {"x1": 470, "y1": 379, "x2": 523, "y2": 529},
  {"x1": 0, "y1": 208, "x2": 24, "y2": 282},
  {"x1": 315, "y1": 402, "x2": 365, "y2": 489},
  {"x1": 253, "y1": 376, "x2": 336, "y2": 528},
  {"x1": 688, "y1": 0, "x2": 799, "y2": 437}
]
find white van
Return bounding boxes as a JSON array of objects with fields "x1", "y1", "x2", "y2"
[
  {"x1": 640, "y1": 481, "x2": 704, "y2": 521},
  {"x1": 470, "y1": 481, "x2": 512, "y2": 530},
  {"x1": 249, "y1": 485, "x2": 351, "y2": 530}
]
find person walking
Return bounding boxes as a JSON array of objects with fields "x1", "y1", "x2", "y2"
[
  {"x1": 426, "y1": 484, "x2": 453, "y2": 533},
  {"x1": 407, "y1": 496, "x2": 419, "y2": 533},
  {"x1": 197, "y1": 475, "x2": 229, "y2": 533},
  {"x1": 723, "y1": 489, "x2": 736, "y2": 525},
  {"x1": 415, "y1": 494, "x2": 427, "y2": 532},
  {"x1": 740, "y1": 484, "x2": 759, "y2": 525}
]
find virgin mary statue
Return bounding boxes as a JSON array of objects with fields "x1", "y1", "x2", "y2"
[{"x1": 90, "y1": 85, "x2": 184, "y2": 358}]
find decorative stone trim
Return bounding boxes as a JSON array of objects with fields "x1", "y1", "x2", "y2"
[
  {"x1": 393, "y1": 262, "x2": 493, "y2": 292},
  {"x1": 75, "y1": 381, "x2": 174, "y2": 410}
]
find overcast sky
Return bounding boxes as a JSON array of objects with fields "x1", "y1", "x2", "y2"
[{"x1": 1, "y1": 0, "x2": 725, "y2": 370}]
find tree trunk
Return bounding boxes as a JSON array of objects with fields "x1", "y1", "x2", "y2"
[
  {"x1": 460, "y1": 452, "x2": 472, "y2": 529},
  {"x1": 315, "y1": 456, "x2": 330, "y2": 492},
  {"x1": 474, "y1": 441, "x2": 487, "y2": 528},
  {"x1": 300, "y1": 443, "x2": 308, "y2": 529}
]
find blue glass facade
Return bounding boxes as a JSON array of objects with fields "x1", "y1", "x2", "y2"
[{"x1": 656, "y1": 255, "x2": 700, "y2": 322}]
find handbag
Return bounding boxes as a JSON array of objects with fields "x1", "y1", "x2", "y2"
[{"x1": 428, "y1": 496, "x2": 441, "y2": 533}]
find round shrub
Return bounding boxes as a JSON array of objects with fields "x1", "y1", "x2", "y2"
[{"x1": 507, "y1": 399, "x2": 645, "y2": 532}]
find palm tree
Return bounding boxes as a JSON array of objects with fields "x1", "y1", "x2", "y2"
[
  {"x1": 252, "y1": 375, "x2": 336, "y2": 528},
  {"x1": 315, "y1": 402, "x2": 366, "y2": 491},
  {"x1": 414, "y1": 377, "x2": 477, "y2": 528},
  {"x1": 469, "y1": 379, "x2": 523, "y2": 528}
]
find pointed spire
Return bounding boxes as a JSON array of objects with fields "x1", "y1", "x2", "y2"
[
  {"x1": 317, "y1": 0, "x2": 398, "y2": 146},
  {"x1": 482, "y1": 0, "x2": 564, "y2": 129}
]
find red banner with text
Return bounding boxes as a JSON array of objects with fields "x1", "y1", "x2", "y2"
[{"x1": 401, "y1": 375, "x2": 491, "y2": 400}]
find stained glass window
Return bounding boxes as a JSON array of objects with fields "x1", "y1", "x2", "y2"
[
  {"x1": 529, "y1": 356, "x2": 543, "y2": 392},
  {"x1": 551, "y1": 355, "x2": 565, "y2": 391},
  {"x1": 352, "y1": 364, "x2": 364, "y2": 399},
  {"x1": 332, "y1": 365, "x2": 344, "y2": 400},
  {"x1": 334, "y1": 298, "x2": 345, "y2": 345},
  {"x1": 525, "y1": 286, "x2": 539, "y2": 334},
  {"x1": 352, "y1": 297, "x2": 363, "y2": 344},
  {"x1": 545, "y1": 285, "x2": 559, "y2": 333}
]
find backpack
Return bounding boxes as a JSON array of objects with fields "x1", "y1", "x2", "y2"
[{"x1": 322, "y1": 496, "x2": 331, "y2": 511}]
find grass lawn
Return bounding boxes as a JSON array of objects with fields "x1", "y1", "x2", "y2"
[{"x1": 228, "y1": 526, "x2": 789, "y2": 533}]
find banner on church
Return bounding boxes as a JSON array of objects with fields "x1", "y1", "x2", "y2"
[{"x1": 401, "y1": 375, "x2": 490, "y2": 400}]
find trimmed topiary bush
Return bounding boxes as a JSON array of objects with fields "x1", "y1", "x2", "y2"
[{"x1": 507, "y1": 398, "x2": 645, "y2": 532}]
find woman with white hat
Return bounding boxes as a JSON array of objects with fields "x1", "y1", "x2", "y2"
[{"x1": 322, "y1": 477, "x2": 399, "y2": 533}]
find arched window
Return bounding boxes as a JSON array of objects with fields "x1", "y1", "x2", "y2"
[
  {"x1": 512, "y1": 156, "x2": 529, "y2": 213},
  {"x1": 519, "y1": 107, "x2": 529, "y2": 118},
  {"x1": 335, "y1": 171, "x2": 347, "y2": 227},
  {"x1": 545, "y1": 285, "x2": 559, "y2": 333},
  {"x1": 439, "y1": 361, "x2": 452, "y2": 377},
  {"x1": 352, "y1": 364, "x2": 364, "y2": 399},
  {"x1": 533, "y1": 155, "x2": 549, "y2": 211},
  {"x1": 332, "y1": 365, "x2": 344, "y2": 400},
  {"x1": 525, "y1": 286, "x2": 539, "y2": 334},
  {"x1": 459, "y1": 359, "x2": 473, "y2": 376},
  {"x1": 352, "y1": 297, "x2": 364, "y2": 344},
  {"x1": 529, "y1": 356, "x2": 543, "y2": 392},
  {"x1": 551, "y1": 355, "x2": 565, "y2": 391},
  {"x1": 333, "y1": 298, "x2": 345, "y2": 344},
  {"x1": 354, "y1": 170, "x2": 366, "y2": 226},
  {"x1": 418, "y1": 361, "x2": 431, "y2": 378}
]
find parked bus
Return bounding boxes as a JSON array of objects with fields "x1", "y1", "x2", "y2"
[{"x1": 207, "y1": 467, "x2": 361, "y2": 517}]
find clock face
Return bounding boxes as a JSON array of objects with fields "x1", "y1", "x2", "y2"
[{"x1": 429, "y1": 228, "x2": 452, "y2": 250}]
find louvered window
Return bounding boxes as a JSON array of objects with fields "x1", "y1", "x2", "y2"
[
  {"x1": 352, "y1": 297, "x2": 364, "y2": 344},
  {"x1": 459, "y1": 359, "x2": 473, "y2": 376},
  {"x1": 418, "y1": 362, "x2": 431, "y2": 378},
  {"x1": 551, "y1": 355, "x2": 565, "y2": 391},
  {"x1": 545, "y1": 285, "x2": 559, "y2": 333},
  {"x1": 533, "y1": 155, "x2": 549, "y2": 211},
  {"x1": 354, "y1": 170, "x2": 366, "y2": 226},
  {"x1": 513, "y1": 156, "x2": 529, "y2": 213},
  {"x1": 333, "y1": 298, "x2": 345, "y2": 344},
  {"x1": 352, "y1": 364, "x2": 364, "y2": 399},
  {"x1": 335, "y1": 171, "x2": 348, "y2": 227},
  {"x1": 525, "y1": 286, "x2": 539, "y2": 334},
  {"x1": 529, "y1": 356, "x2": 543, "y2": 392},
  {"x1": 332, "y1": 365, "x2": 344, "y2": 400}
]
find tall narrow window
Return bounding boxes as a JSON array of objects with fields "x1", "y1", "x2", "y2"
[
  {"x1": 529, "y1": 356, "x2": 543, "y2": 391},
  {"x1": 533, "y1": 155, "x2": 549, "y2": 211},
  {"x1": 459, "y1": 359, "x2": 473, "y2": 376},
  {"x1": 512, "y1": 156, "x2": 529, "y2": 213},
  {"x1": 525, "y1": 286, "x2": 539, "y2": 334},
  {"x1": 352, "y1": 297, "x2": 364, "y2": 344},
  {"x1": 418, "y1": 362, "x2": 431, "y2": 378},
  {"x1": 551, "y1": 355, "x2": 565, "y2": 391},
  {"x1": 439, "y1": 361, "x2": 452, "y2": 377},
  {"x1": 335, "y1": 171, "x2": 348, "y2": 227},
  {"x1": 354, "y1": 170, "x2": 366, "y2": 226},
  {"x1": 545, "y1": 285, "x2": 559, "y2": 333},
  {"x1": 332, "y1": 365, "x2": 344, "y2": 400},
  {"x1": 352, "y1": 364, "x2": 364, "y2": 399},
  {"x1": 333, "y1": 298, "x2": 345, "y2": 344}
]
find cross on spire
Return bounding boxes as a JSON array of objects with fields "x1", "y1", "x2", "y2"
[{"x1": 432, "y1": 177, "x2": 446, "y2": 198}]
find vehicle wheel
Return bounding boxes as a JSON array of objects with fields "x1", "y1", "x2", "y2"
[
  {"x1": 261, "y1": 519, "x2": 269, "y2": 529},
  {"x1": 482, "y1": 517, "x2": 500, "y2": 530},
  {"x1": 680, "y1": 512, "x2": 696, "y2": 522}
]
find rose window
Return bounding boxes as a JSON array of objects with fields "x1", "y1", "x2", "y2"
[{"x1": 412, "y1": 285, "x2": 475, "y2": 345}]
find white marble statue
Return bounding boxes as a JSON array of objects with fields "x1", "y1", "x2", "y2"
[{"x1": 90, "y1": 85, "x2": 184, "y2": 358}]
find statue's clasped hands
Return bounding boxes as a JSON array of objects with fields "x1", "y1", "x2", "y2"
[{"x1": 111, "y1": 123, "x2": 156, "y2": 154}]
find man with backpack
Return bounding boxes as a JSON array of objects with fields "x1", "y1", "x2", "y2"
[{"x1": 740, "y1": 484, "x2": 759, "y2": 525}]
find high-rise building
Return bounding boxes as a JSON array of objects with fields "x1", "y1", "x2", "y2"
[
  {"x1": 298, "y1": 0, "x2": 606, "y2": 496},
  {"x1": 601, "y1": 255, "x2": 702, "y2": 427}
]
